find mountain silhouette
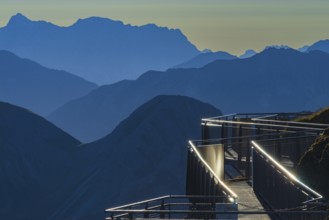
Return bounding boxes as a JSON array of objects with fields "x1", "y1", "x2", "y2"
[
  {"x1": 0, "y1": 13, "x2": 200, "y2": 84},
  {"x1": 239, "y1": 49, "x2": 257, "y2": 58},
  {"x1": 0, "y1": 50, "x2": 97, "y2": 115},
  {"x1": 1, "y1": 96, "x2": 221, "y2": 219},
  {"x1": 298, "y1": 45, "x2": 309, "y2": 52},
  {"x1": 306, "y1": 39, "x2": 329, "y2": 54},
  {"x1": 0, "y1": 101, "x2": 81, "y2": 219},
  {"x1": 70, "y1": 95, "x2": 221, "y2": 219},
  {"x1": 49, "y1": 48, "x2": 329, "y2": 142},
  {"x1": 173, "y1": 51, "x2": 237, "y2": 68}
]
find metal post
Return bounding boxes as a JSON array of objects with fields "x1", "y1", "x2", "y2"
[
  {"x1": 160, "y1": 200, "x2": 165, "y2": 218},
  {"x1": 202, "y1": 122, "x2": 208, "y2": 144},
  {"x1": 251, "y1": 144, "x2": 254, "y2": 190},
  {"x1": 144, "y1": 203, "x2": 149, "y2": 218},
  {"x1": 238, "y1": 124, "x2": 242, "y2": 169},
  {"x1": 246, "y1": 138, "x2": 251, "y2": 178}
]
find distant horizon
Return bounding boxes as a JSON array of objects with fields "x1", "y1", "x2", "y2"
[
  {"x1": 1, "y1": 0, "x2": 329, "y2": 54},
  {"x1": 2, "y1": 13, "x2": 324, "y2": 56}
]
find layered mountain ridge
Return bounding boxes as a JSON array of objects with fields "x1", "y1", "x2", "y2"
[
  {"x1": 173, "y1": 51, "x2": 237, "y2": 69},
  {"x1": 1, "y1": 95, "x2": 221, "y2": 219},
  {"x1": 0, "y1": 13, "x2": 200, "y2": 84},
  {"x1": 49, "y1": 48, "x2": 329, "y2": 142},
  {"x1": 306, "y1": 39, "x2": 329, "y2": 54},
  {"x1": 0, "y1": 50, "x2": 97, "y2": 116}
]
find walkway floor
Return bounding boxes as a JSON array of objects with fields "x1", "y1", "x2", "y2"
[{"x1": 228, "y1": 181, "x2": 271, "y2": 220}]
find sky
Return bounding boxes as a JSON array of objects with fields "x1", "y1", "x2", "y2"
[{"x1": 1, "y1": 0, "x2": 329, "y2": 55}]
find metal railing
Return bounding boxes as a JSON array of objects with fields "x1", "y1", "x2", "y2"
[
  {"x1": 186, "y1": 141, "x2": 237, "y2": 200},
  {"x1": 104, "y1": 113, "x2": 329, "y2": 219},
  {"x1": 251, "y1": 141, "x2": 323, "y2": 206},
  {"x1": 105, "y1": 194, "x2": 329, "y2": 219},
  {"x1": 105, "y1": 194, "x2": 328, "y2": 220},
  {"x1": 199, "y1": 113, "x2": 327, "y2": 181},
  {"x1": 251, "y1": 140, "x2": 326, "y2": 220},
  {"x1": 105, "y1": 195, "x2": 237, "y2": 219},
  {"x1": 198, "y1": 113, "x2": 329, "y2": 219}
]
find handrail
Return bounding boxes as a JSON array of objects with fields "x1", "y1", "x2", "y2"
[
  {"x1": 191, "y1": 130, "x2": 318, "y2": 145},
  {"x1": 105, "y1": 195, "x2": 170, "y2": 211},
  {"x1": 188, "y1": 141, "x2": 238, "y2": 200},
  {"x1": 202, "y1": 118, "x2": 325, "y2": 132},
  {"x1": 106, "y1": 195, "x2": 229, "y2": 212},
  {"x1": 105, "y1": 195, "x2": 235, "y2": 219},
  {"x1": 251, "y1": 140, "x2": 323, "y2": 201},
  {"x1": 202, "y1": 112, "x2": 311, "y2": 121},
  {"x1": 202, "y1": 113, "x2": 237, "y2": 120},
  {"x1": 107, "y1": 210, "x2": 328, "y2": 215},
  {"x1": 251, "y1": 118, "x2": 329, "y2": 128}
]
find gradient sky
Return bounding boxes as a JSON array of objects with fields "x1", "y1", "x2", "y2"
[{"x1": 1, "y1": 0, "x2": 329, "y2": 55}]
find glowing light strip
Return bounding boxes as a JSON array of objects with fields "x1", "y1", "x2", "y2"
[
  {"x1": 188, "y1": 141, "x2": 238, "y2": 200},
  {"x1": 202, "y1": 113, "x2": 237, "y2": 121},
  {"x1": 203, "y1": 119, "x2": 324, "y2": 132},
  {"x1": 251, "y1": 141, "x2": 323, "y2": 199},
  {"x1": 252, "y1": 118, "x2": 329, "y2": 128},
  {"x1": 201, "y1": 122, "x2": 222, "y2": 127}
]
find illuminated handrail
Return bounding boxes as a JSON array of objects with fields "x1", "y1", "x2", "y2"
[
  {"x1": 251, "y1": 140, "x2": 323, "y2": 201},
  {"x1": 188, "y1": 140, "x2": 238, "y2": 200},
  {"x1": 192, "y1": 130, "x2": 318, "y2": 145},
  {"x1": 251, "y1": 118, "x2": 329, "y2": 128},
  {"x1": 202, "y1": 118, "x2": 325, "y2": 132},
  {"x1": 202, "y1": 112, "x2": 311, "y2": 122}
]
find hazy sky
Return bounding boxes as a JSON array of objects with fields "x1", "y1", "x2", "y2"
[{"x1": 1, "y1": 0, "x2": 329, "y2": 55}]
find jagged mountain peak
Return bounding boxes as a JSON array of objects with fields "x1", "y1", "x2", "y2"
[
  {"x1": 0, "y1": 14, "x2": 199, "y2": 84},
  {"x1": 253, "y1": 47, "x2": 301, "y2": 59},
  {"x1": 4, "y1": 13, "x2": 58, "y2": 29},
  {"x1": 6, "y1": 13, "x2": 30, "y2": 25},
  {"x1": 72, "y1": 16, "x2": 124, "y2": 27}
]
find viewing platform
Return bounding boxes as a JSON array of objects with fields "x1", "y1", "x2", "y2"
[{"x1": 105, "y1": 113, "x2": 329, "y2": 219}]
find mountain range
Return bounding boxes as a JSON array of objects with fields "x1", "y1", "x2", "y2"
[
  {"x1": 0, "y1": 50, "x2": 97, "y2": 116},
  {"x1": 49, "y1": 48, "x2": 329, "y2": 142},
  {"x1": 0, "y1": 13, "x2": 200, "y2": 84},
  {"x1": 239, "y1": 49, "x2": 257, "y2": 59},
  {"x1": 0, "y1": 95, "x2": 221, "y2": 219},
  {"x1": 306, "y1": 39, "x2": 329, "y2": 54},
  {"x1": 173, "y1": 51, "x2": 237, "y2": 69}
]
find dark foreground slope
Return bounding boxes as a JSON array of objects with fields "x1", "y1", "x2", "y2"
[
  {"x1": 64, "y1": 95, "x2": 221, "y2": 219},
  {"x1": 49, "y1": 48, "x2": 329, "y2": 142},
  {"x1": 1, "y1": 96, "x2": 221, "y2": 219},
  {"x1": 297, "y1": 107, "x2": 329, "y2": 124},
  {"x1": 0, "y1": 102, "x2": 81, "y2": 219},
  {"x1": 297, "y1": 107, "x2": 329, "y2": 198},
  {"x1": 0, "y1": 50, "x2": 97, "y2": 116}
]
